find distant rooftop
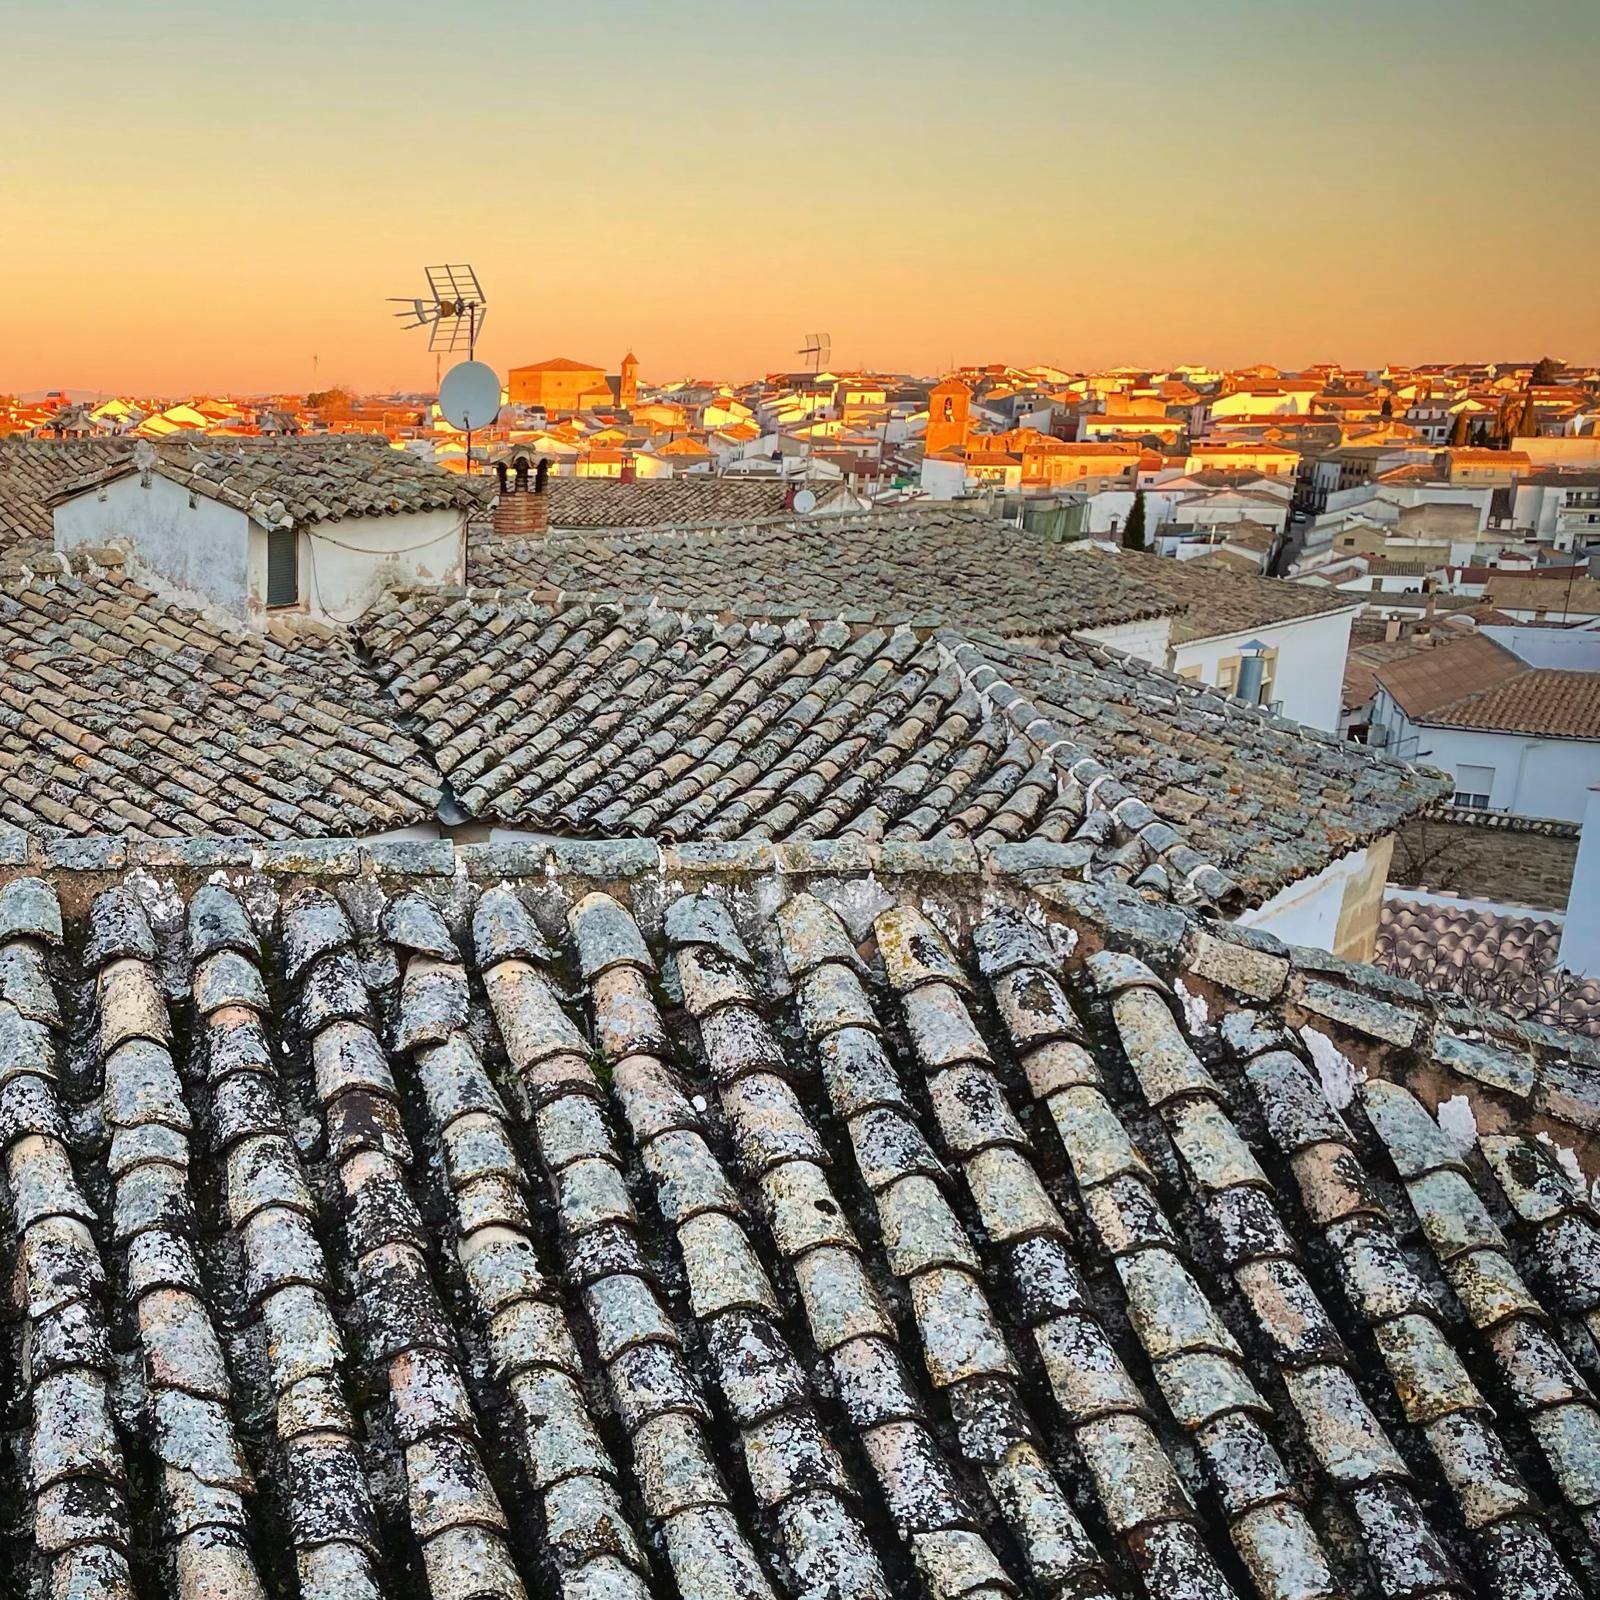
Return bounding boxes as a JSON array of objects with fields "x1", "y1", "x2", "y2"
[
  {"x1": 1381, "y1": 892, "x2": 1600, "y2": 1036},
  {"x1": 1487, "y1": 575, "x2": 1600, "y2": 617},
  {"x1": 1105, "y1": 544, "x2": 1357, "y2": 645},
  {"x1": 534, "y1": 476, "x2": 790, "y2": 530},
  {"x1": 1377, "y1": 632, "x2": 1600, "y2": 738}
]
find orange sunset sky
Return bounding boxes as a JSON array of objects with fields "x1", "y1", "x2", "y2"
[{"x1": 4, "y1": 0, "x2": 1597, "y2": 395}]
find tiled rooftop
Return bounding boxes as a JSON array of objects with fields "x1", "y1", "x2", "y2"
[
  {"x1": 540, "y1": 477, "x2": 791, "y2": 529},
  {"x1": 1, "y1": 842, "x2": 1597, "y2": 1600},
  {"x1": 465, "y1": 507, "x2": 1178, "y2": 637},
  {"x1": 0, "y1": 438, "x2": 134, "y2": 562},
  {"x1": 1485, "y1": 577, "x2": 1600, "y2": 619},
  {"x1": 963, "y1": 632, "x2": 1449, "y2": 903},
  {"x1": 1377, "y1": 634, "x2": 1600, "y2": 738},
  {"x1": 52, "y1": 440, "x2": 483, "y2": 530},
  {"x1": 1380, "y1": 893, "x2": 1600, "y2": 1036},
  {"x1": 0, "y1": 558, "x2": 440, "y2": 839},
  {"x1": 1107, "y1": 548, "x2": 1356, "y2": 646},
  {"x1": 359, "y1": 594, "x2": 1448, "y2": 906}
]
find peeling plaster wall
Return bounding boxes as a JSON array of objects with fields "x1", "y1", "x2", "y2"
[
  {"x1": 256, "y1": 507, "x2": 466, "y2": 623},
  {"x1": 54, "y1": 473, "x2": 250, "y2": 613}
]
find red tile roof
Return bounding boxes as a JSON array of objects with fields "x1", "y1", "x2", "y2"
[{"x1": 1377, "y1": 632, "x2": 1600, "y2": 738}]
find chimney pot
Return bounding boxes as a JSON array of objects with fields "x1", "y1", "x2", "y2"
[{"x1": 493, "y1": 453, "x2": 552, "y2": 538}]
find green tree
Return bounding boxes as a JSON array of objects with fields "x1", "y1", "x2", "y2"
[
  {"x1": 1532, "y1": 356, "x2": 1562, "y2": 385},
  {"x1": 1516, "y1": 391, "x2": 1540, "y2": 437},
  {"x1": 1470, "y1": 420, "x2": 1489, "y2": 447},
  {"x1": 1492, "y1": 396, "x2": 1520, "y2": 446},
  {"x1": 1122, "y1": 489, "x2": 1147, "y2": 551},
  {"x1": 1380, "y1": 396, "x2": 1393, "y2": 418},
  {"x1": 1447, "y1": 410, "x2": 1471, "y2": 447}
]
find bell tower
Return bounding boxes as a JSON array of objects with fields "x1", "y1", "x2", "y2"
[
  {"x1": 925, "y1": 376, "x2": 971, "y2": 455},
  {"x1": 619, "y1": 350, "x2": 639, "y2": 410}
]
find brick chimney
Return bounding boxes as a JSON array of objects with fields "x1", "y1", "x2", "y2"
[
  {"x1": 619, "y1": 452, "x2": 637, "y2": 485},
  {"x1": 493, "y1": 455, "x2": 550, "y2": 538}
]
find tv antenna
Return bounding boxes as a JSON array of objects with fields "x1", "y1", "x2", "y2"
[
  {"x1": 389, "y1": 264, "x2": 488, "y2": 355},
  {"x1": 798, "y1": 332, "x2": 831, "y2": 375}
]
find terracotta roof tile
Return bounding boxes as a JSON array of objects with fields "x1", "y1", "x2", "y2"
[
  {"x1": 1380, "y1": 894, "x2": 1600, "y2": 1036},
  {"x1": 1377, "y1": 633, "x2": 1600, "y2": 737},
  {"x1": 1103, "y1": 546, "x2": 1356, "y2": 644},
  {"x1": 536, "y1": 477, "x2": 789, "y2": 528},
  {"x1": 51, "y1": 439, "x2": 481, "y2": 529},
  {"x1": 359, "y1": 594, "x2": 1448, "y2": 906},
  {"x1": 0, "y1": 560, "x2": 440, "y2": 839},
  {"x1": 1376, "y1": 633, "x2": 1526, "y2": 718},
  {"x1": 1, "y1": 855, "x2": 1594, "y2": 1600},
  {"x1": 0, "y1": 438, "x2": 134, "y2": 561},
  {"x1": 468, "y1": 506, "x2": 1177, "y2": 637},
  {"x1": 1486, "y1": 575, "x2": 1600, "y2": 618}
]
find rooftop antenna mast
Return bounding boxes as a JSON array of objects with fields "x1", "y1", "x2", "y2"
[
  {"x1": 795, "y1": 334, "x2": 832, "y2": 480},
  {"x1": 389, "y1": 263, "x2": 488, "y2": 358},
  {"x1": 388, "y1": 264, "x2": 497, "y2": 473},
  {"x1": 798, "y1": 332, "x2": 831, "y2": 376}
]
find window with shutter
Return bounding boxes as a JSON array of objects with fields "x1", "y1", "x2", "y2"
[
  {"x1": 1452, "y1": 764, "x2": 1494, "y2": 810},
  {"x1": 266, "y1": 529, "x2": 298, "y2": 607}
]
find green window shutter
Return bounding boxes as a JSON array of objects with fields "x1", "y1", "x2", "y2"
[{"x1": 266, "y1": 529, "x2": 298, "y2": 606}]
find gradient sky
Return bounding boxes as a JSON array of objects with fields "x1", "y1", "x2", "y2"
[{"x1": 4, "y1": 0, "x2": 1597, "y2": 395}]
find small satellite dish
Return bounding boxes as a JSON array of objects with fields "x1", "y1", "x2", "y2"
[
  {"x1": 792, "y1": 488, "x2": 818, "y2": 514},
  {"x1": 439, "y1": 361, "x2": 502, "y2": 432}
]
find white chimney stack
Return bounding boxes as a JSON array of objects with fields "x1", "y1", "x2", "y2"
[{"x1": 1559, "y1": 784, "x2": 1600, "y2": 979}]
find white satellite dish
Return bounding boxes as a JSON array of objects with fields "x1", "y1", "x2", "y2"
[
  {"x1": 439, "y1": 360, "x2": 502, "y2": 432},
  {"x1": 792, "y1": 488, "x2": 817, "y2": 514}
]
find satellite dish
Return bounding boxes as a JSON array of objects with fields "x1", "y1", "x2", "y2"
[
  {"x1": 792, "y1": 488, "x2": 818, "y2": 513},
  {"x1": 439, "y1": 361, "x2": 502, "y2": 431}
]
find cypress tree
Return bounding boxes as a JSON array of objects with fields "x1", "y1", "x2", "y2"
[
  {"x1": 1122, "y1": 489, "x2": 1147, "y2": 551},
  {"x1": 1447, "y1": 410, "x2": 1471, "y2": 447}
]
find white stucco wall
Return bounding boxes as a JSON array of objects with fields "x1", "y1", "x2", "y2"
[
  {"x1": 1240, "y1": 845, "x2": 1372, "y2": 950},
  {"x1": 55, "y1": 472, "x2": 251, "y2": 613},
  {"x1": 1171, "y1": 607, "x2": 1355, "y2": 731},
  {"x1": 1559, "y1": 786, "x2": 1600, "y2": 977},
  {"x1": 919, "y1": 458, "x2": 970, "y2": 500},
  {"x1": 1076, "y1": 613, "x2": 1172, "y2": 666},
  {"x1": 1480, "y1": 626, "x2": 1600, "y2": 670},
  {"x1": 1371, "y1": 691, "x2": 1600, "y2": 821},
  {"x1": 55, "y1": 473, "x2": 465, "y2": 625},
  {"x1": 275, "y1": 507, "x2": 465, "y2": 623}
]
